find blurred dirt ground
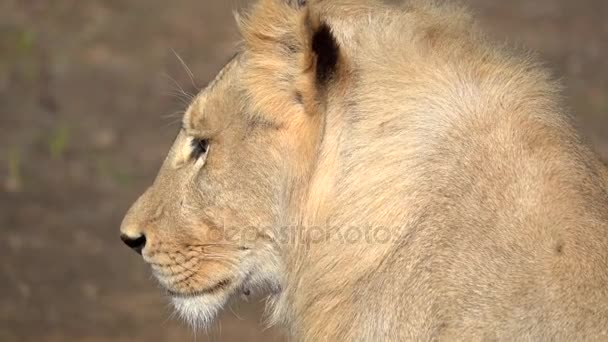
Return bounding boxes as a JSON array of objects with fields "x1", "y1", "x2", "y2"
[{"x1": 0, "y1": 0, "x2": 606, "y2": 341}]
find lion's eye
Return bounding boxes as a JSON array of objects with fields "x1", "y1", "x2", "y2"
[{"x1": 190, "y1": 138, "x2": 209, "y2": 160}]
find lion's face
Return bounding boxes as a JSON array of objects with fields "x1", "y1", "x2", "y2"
[
  {"x1": 121, "y1": 55, "x2": 305, "y2": 325},
  {"x1": 121, "y1": 0, "x2": 341, "y2": 328}
]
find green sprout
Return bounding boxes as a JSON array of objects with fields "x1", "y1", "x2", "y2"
[{"x1": 49, "y1": 125, "x2": 70, "y2": 159}]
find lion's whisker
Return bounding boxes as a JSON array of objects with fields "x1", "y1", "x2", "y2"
[{"x1": 171, "y1": 48, "x2": 199, "y2": 90}]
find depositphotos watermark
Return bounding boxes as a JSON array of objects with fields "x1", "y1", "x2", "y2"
[{"x1": 208, "y1": 224, "x2": 401, "y2": 245}]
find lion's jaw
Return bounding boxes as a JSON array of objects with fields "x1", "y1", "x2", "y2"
[{"x1": 166, "y1": 248, "x2": 285, "y2": 329}]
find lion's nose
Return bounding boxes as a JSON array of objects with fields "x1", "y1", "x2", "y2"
[{"x1": 120, "y1": 233, "x2": 147, "y2": 255}]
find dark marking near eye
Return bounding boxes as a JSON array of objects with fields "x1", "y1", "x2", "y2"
[
  {"x1": 312, "y1": 23, "x2": 339, "y2": 84},
  {"x1": 247, "y1": 116, "x2": 284, "y2": 131},
  {"x1": 190, "y1": 138, "x2": 209, "y2": 160}
]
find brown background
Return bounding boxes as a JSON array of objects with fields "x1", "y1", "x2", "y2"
[{"x1": 1, "y1": 0, "x2": 607, "y2": 341}]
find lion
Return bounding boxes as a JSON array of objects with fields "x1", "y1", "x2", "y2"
[{"x1": 120, "y1": 0, "x2": 608, "y2": 340}]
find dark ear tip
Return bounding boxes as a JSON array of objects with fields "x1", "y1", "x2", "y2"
[{"x1": 312, "y1": 23, "x2": 339, "y2": 84}]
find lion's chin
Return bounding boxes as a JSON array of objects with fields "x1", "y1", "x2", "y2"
[{"x1": 171, "y1": 294, "x2": 229, "y2": 330}]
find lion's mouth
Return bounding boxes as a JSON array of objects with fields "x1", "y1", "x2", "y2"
[
  {"x1": 165, "y1": 274, "x2": 255, "y2": 299},
  {"x1": 167, "y1": 278, "x2": 233, "y2": 298}
]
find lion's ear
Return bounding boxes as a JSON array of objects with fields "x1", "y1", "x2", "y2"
[
  {"x1": 294, "y1": 5, "x2": 342, "y2": 116},
  {"x1": 240, "y1": 0, "x2": 342, "y2": 118}
]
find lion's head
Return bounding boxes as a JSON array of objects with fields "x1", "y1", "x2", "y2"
[
  {"x1": 121, "y1": 0, "x2": 608, "y2": 339},
  {"x1": 120, "y1": 0, "x2": 341, "y2": 328}
]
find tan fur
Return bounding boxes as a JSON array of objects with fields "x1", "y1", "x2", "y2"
[{"x1": 121, "y1": 0, "x2": 608, "y2": 340}]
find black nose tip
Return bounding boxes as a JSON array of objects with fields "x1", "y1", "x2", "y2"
[{"x1": 120, "y1": 234, "x2": 146, "y2": 255}]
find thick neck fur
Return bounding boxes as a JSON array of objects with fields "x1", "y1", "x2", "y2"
[{"x1": 255, "y1": 1, "x2": 608, "y2": 341}]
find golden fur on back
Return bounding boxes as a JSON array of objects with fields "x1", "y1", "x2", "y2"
[{"x1": 121, "y1": 0, "x2": 608, "y2": 340}]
